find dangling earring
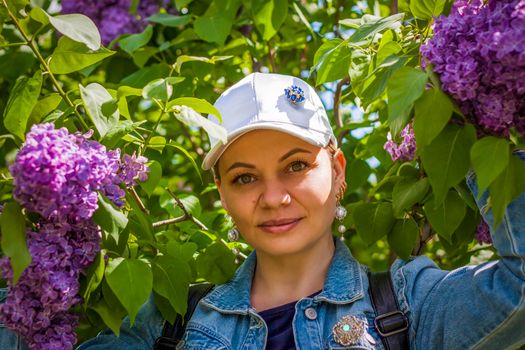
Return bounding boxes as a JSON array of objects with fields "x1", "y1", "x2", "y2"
[
  {"x1": 335, "y1": 184, "x2": 347, "y2": 241},
  {"x1": 227, "y1": 226, "x2": 242, "y2": 264},
  {"x1": 335, "y1": 202, "x2": 347, "y2": 241},
  {"x1": 227, "y1": 227, "x2": 239, "y2": 242}
]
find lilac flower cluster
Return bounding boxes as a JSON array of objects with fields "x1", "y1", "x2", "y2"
[
  {"x1": 0, "y1": 222, "x2": 99, "y2": 350},
  {"x1": 61, "y1": 0, "x2": 166, "y2": 45},
  {"x1": 475, "y1": 219, "x2": 492, "y2": 245},
  {"x1": 1, "y1": 123, "x2": 148, "y2": 349},
  {"x1": 120, "y1": 152, "x2": 150, "y2": 187},
  {"x1": 10, "y1": 124, "x2": 122, "y2": 221},
  {"x1": 420, "y1": 0, "x2": 525, "y2": 137},
  {"x1": 384, "y1": 124, "x2": 417, "y2": 161}
]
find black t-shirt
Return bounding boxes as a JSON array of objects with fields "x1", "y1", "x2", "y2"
[{"x1": 258, "y1": 291, "x2": 321, "y2": 350}]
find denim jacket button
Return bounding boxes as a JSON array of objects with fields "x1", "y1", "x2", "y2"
[{"x1": 305, "y1": 307, "x2": 317, "y2": 320}]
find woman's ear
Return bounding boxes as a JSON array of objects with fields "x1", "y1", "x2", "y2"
[
  {"x1": 332, "y1": 149, "x2": 347, "y2": 188},
  {"x1": 215, "y1": 178, "x2": 229, "y2": 212}
]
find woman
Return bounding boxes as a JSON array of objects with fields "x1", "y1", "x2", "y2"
[{"x1": 79, "y1": 73, "x2": 525, "y2": 350}]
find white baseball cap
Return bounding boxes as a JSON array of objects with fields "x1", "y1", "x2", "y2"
[{"x1": 201, "y1": 72, "x2": 336, "y2": 170}]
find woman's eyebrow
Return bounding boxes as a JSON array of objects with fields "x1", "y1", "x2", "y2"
[
  {"x1": 225, "y1": 162, "x2": 256, "y2": 174},
  {"x1": 279, "y1": 148, "x2": 312, "y2": 162}
]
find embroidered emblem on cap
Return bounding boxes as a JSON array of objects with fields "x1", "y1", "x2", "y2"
[
  {"x1": 284, "y1": 85, "x2": 305, "y2": 105},
  {"x1": 332, "y1": 315, "x2": 366, "y2": 347}
]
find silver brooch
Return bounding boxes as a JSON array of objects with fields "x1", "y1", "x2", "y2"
[
  {"x1": 284, "y1": 85, "x2": 305, "y2": 105},
  {"x1": 332, "y1": 315, "x2": 366, "y2": 347}
]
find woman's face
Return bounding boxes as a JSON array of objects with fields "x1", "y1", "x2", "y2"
[{"x1": 216, "y1": 129, "x2": 346, "y2": 258}]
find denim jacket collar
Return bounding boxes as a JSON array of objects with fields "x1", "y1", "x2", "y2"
[{"x1": 201, "y1": 239, "x2": 364, "y2": 314}]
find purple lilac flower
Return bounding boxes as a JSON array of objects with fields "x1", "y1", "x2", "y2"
[
  {"x1": 9, "y1": 123, "x2": 124, "y2": 221},
  {"x1": 420, "y1": 0, "x2": 525, "y2": 137},
  {"x1": 475, "y1": 219, "x2": 492, "y2": 244},
  {"x1": 61, "y1": 0, "x2": 166, "y2": 45},
  {"x1": 2, "y1": 123, "x2": 149, "y2": 349},
  {"x1": 384, "y1": 124, "x2": 417, "y2": 161},
  {"x1": 0, "y1": 221, "x2": 100, "y2": 350},
  {"x1": 119, "y1": 152, "x2": 149, "y2": 187}
]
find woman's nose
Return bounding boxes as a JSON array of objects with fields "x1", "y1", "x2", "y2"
[{"x1": 259, "y1": 179, "x2": 291, "y2": 209}]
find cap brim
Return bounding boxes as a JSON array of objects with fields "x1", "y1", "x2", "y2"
[{"x1": 201, "y1": 121, "x2": 335, "y2": 170}]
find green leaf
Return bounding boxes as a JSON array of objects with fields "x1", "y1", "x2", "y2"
[
  {"x1": 166, "y1": 241, "x2": 198, "y2": 262},
  {"x1": 172, "y1": 105, "x2": 227, "y2": 144},
  {"x1": 100, "y1": 120, "x2": 138, "y2": 148},
  {"x1": 117, "y1": 86, "x2": 143, "y2": 98},
  {"x1": 50, "y1": 36, "x2": 115, "y2": 74},
  {"x1": 30, "y1": 6, "x2": 50, "y2": 24},
  {"x1": 81, "y1": 252, "x2": 105, "y2": 305},
  {"x1": 376, "y1": 36, "x2": 402, "y2": 65},
  {"x1": 452, "y1": 207, "x2": 478, "y2": 246},
  {"x1": 166, "y1": 141, "x2": 202, "y2": 183},
  {"x1": 387, "y1": 67, "x2": 427, "y2": 137},
  {"x1": 152, "y1": 255, "x2": 191, "y2": 315},
  {"x1": 101, "y1": 99, "x2": 118, "y2": 117},
  {"x1": 470, "y1": 137, "x2": 510, "y2": 195},
  {"x1": 423, "y1": 190, "x2": 466, "y2": 242},
  {"x1": 196, "y1": 241, "x2": 237, "y2": 284},
  {"x1": 105, "y1": 258, "x2": 153, "y2": 325},
  {"x1": 411, "y1": 0, "x2": 447, "y2": 20},
  {"x1": 131, "y1": 47, "x2": 158, "y2": 68},
  {"x1": 91, "y1": 296, "x2": 125, "y2": 336},
  {"x1": 119, "y1": 25, "x2": 153, "y2": 55},
  {"x1": 388, "y1": 218, "x2": 418, "y2": 260},
  {"x1": 172, "y1": 55, "x2": 233, "y2": 74},
  {"x1": 120, "y1": 63, "x2": 171, "y2": 88},
  {"x1": 152, "y1": 292, "x2": 178, "y2": 324},
  {"x1": 392, "y1": 177, "x2": 429, "y2": 217},
  {"x1": 142, "y1": 78, "x2": 173, "y2": 102},
  {"x1": 194, "y1": 15, "x2": 232, "y2": 45},
  {"x1": 345, "y1": 159, "x2": 371, "y2": 192},
  {"x1": 0, "y1": 202, "x2": 31, "y2": 284},
  {"x1": 413, "y1": 88, "x2": 453, "y2": 148},
  {"x1": 139, "y1": 160, "x2": 162, "y2": 196},
  {"x1": 29, "y1": 93, "x2": 62, "y2": 125},
  {"x1": 34, "y1": 8, "x2": 101, "y2": 50},
  {"x1": 253, "y1": 0, "x2": 288, "y2": 40},
  {"x1": 3, "y1": 70, "x2": 42, "y2": 140},
  {"x1": 353, "y1": 202, "x2": 396, "y2": 245},
  {"x1": 125, "y1": 192, "x2": 154, "y2": 242},
  {"x1": 488, "y1": 152, "x2": 525, "y2": 227},
  {"x1": 148, "y1": 135, "x2": 166, "y2": 153},
  {"x1": 168, "y1": 97, "x2": 222, "y2": 121},
  {"x1": 146, "y1": 13, "x2": 190, "y2": 27},
  {"x1": 4, "y1": 0, "x2": 28, "y2": 14},
  {"x1": 79, "y1": 83, "x2": 120, "y2": 138},
  {"x1": 92, "y1": 193, "x2": 129, "y2": 243},
  {"x1": 345, "y1": 13, "x2": 405, "y2": 43},
  {"x1": 159, "y1": 192, "x2": 202, "y2": 218},
  {"x1": 420, "y1": 124, "x2": 476, "y2": 206},
  {"x1": 359, "y1": 56, "x2": 405, "y2": 105},
  {"x1": 348, "y1": 49, "x2": 371, "y2": 85},
  {"x1": 313, "y1": 39, "x2": 352, "y2": 85},
  {"x1": 175, "y1": 0, "x2": 193, "y2": 10}
]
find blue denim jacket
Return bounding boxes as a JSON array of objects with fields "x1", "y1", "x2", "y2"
[
  {"x1": 78, "y1": 155, "x2": 525, "y2": 350},
  {"x1": 0, "y1": 288, "x2": 29, "y2": 350}
]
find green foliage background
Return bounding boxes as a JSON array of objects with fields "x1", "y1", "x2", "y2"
[{"x1": 0, "y1": 0, "x2": 524, "y2": 343}]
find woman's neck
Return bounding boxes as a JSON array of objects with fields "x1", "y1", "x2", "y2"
[{"x1": 250, "y1": 234, "x2": 335, "y2": 312}]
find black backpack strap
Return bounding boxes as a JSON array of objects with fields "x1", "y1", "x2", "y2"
[
  {"x1": 368, "y1": 270, "x2": 409, "y2": 350},
  {"x1": 154, "y1": 283, "x2": 214, "y2": 350}
]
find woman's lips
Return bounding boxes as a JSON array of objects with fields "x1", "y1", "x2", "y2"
[{"x1": 257, "y1": 218, "x2": 303, "y2": 234}]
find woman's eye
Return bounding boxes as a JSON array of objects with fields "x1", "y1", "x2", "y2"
[
  {"x1": 288, "y1": 161, "x2": 307, "y2": 172},
  {"x1": 234, "y1": 174, "x2": 255, "y2": 185}
]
